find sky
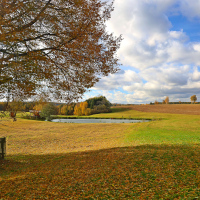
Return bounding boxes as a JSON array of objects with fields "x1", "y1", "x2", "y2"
[{"x1": 83, "y1": 0, "x2": 200, "y2": 104}]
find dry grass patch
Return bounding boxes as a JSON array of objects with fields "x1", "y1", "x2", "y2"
[{"x1": 0, "y1": 119, "x2": 132, "y2": 155}]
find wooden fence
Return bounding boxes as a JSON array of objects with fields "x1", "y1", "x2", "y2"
[{"x1": 0, "y1": 137, "x2": 6, "y2": 159}]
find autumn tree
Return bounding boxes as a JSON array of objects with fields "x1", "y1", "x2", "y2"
[
  {"x1": 80, "y1": 102, "x2": 88, "y2": 115},
  {"x1": 154, "y1": 100, "x2": 159, "y2": 105},
  {"x1": 165, "y1": 96, "x2": 169, "y2": 104},
  {"x1": 74, "y1": 102, "x2": 91, "y2": 116},
  {"x1": 190, "y1": 95, "x2": 197, "y2": 104},
  {"x1": 7, "y1": 98, "x2": 23, "y2": 121},
  {"x1": 60, "y1": 103, "x2": 75, "y2": 115},
  {"x1": 0, "y1": 0, "x2": 121, "y2": 103},
  {"x1": 74, "y1": 103, "x2": 82, "y2": 116}
]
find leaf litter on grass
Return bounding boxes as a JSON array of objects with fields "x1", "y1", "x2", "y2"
[{"x1": 1, "y1": 145, "x2": 200, "y2": 199}]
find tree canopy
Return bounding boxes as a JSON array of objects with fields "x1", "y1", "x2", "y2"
[
  {"x1": 190, "y1": 95, "x2": 197, "y2": 104},
  {"x1": 0, "y1": 0, "x2": 121, "y2": 102}
]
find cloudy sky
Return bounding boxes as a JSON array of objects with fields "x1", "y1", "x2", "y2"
[{"x1": 83, "y1": 0, "x2": 200, "y2": 104}]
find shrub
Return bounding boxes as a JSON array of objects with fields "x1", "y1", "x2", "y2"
[{"x1": 40, "y1": 103, "x2": 58, "y2": 121}]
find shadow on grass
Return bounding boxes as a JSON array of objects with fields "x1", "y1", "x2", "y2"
[{"x1": 1, "y1": 144, "x2": 200, "y2": 199}]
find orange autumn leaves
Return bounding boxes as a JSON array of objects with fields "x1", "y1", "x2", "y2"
[
  {"x1": 74, "y1": 102, "x2": 91, "y2": 116},
  {"x1": 0, "y1": 0, "x2": 121, "y2": 102}
]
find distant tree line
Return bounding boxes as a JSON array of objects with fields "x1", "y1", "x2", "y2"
[
  {"x1": 151, "y1": 95, "x2": 199, "y2": 105},
  {"x1": 58, "y1": 96, "x2": 112, "y2": 116}
]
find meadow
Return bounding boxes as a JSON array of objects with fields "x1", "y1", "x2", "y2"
[{"x1": 1, "y1": 105, "x2": 200, "y2": 199}]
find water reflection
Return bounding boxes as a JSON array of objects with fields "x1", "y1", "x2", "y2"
[{"x1": 51, "y1": 118, "x2": 150, "y2": 123}]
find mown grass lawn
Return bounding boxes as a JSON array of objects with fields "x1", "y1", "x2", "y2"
[{"x1": 1, "y1": 107, "x2": 200, "y2": 199}]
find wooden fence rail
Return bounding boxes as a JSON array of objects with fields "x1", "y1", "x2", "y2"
[{"x1": 0, "y1": 137, "x2": 6, "y2": 159}]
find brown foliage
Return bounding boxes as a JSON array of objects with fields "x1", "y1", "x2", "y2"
[
  {"x1": 0, "y1": 0, "x2": 122, "y2": 102},
  {"x1": 190, "y1": 95, "x2": 197, "y2": 103},
  {"x1": 154, "y1": 100, "x2": 159, "y2": 104}
]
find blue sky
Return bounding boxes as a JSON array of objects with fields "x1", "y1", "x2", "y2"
[{"x1": 83, "y1": 0, "x2": 200, "y2": 104}]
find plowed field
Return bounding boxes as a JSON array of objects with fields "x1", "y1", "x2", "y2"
[{"x1": 123, "y1": 104, "x2": 200, "y2": 115}]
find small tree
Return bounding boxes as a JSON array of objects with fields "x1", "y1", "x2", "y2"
[
  {"x1": 7, "y1": 99, "x2": 23, "y2": 121},
  {"x1": 40, "y1": 103, "x2": 58, "y2": 121},
  {"x1": 190, "y1": 95, "x2": 197, "y2": 104},
  {"x1": 154, "y1": 100, "x2": 159, "y2": 104},
  {"x1": 165, "y1": 96, "x2": 169, "y2": 104}
]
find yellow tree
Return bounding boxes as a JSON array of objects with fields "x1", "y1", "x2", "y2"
[
  {"x1": 74, "y1": 101, "x2": 91, "y2": 116},
  {"x1": 165, "y1": 96, "x2": 169, "y2": 104},
  {"x1": 80, "y1": 102, "x2": 88, "y2": 115},
  {"x1": 0, "y1": 0, "x2": 121, "y2": 103},
  {"x1": 60, "y1": 105, "x2": 68, "y2": 115},
  {"x1": 60, "y1": 104, "x2": 74, "y2": 115},
  {"x1": 190, "y1": 95, "x2": 197, "y2": 104},
  {"x1": 74, "y1": 103, "x2": 82, "y2": 116}
]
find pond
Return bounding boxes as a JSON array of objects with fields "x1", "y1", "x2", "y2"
[{"x1": 51, "y1": 118, "x2": 150, "y2": 123}]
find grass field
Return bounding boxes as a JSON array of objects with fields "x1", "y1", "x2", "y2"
[{"x1": 1, "y1": 105, "x2": 200, "y2": 199}]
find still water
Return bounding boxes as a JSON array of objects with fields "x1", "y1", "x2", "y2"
[{"x1": 51, "y1": 118, "x2": 150, "y2": 123}]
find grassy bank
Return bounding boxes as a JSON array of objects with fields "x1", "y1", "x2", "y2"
[{"x1": 1, "y1": 106, "x2": 200, "y2": 199}]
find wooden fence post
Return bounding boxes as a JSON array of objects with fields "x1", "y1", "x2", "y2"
[{"x1": 0, "y1": 137, "x2": 6, "y2": 159}]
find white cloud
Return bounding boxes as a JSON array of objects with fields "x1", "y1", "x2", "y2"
[
  {"x1": 191, "y1": 67, "x2": 200, "y2": 81},
  {"x1": 106, "y1": 0, "x2": 200, "y2": 69},
  {"x1": 93, "y1": 70, "x2": 142, "y2": 90},
  {"x1": 180, "y1": 0, "x2": 200, "y2": 19},
  {"x1": 85, "y1": 0, "x2": 200, "y2": 104}
]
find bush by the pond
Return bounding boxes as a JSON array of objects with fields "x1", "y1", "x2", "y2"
[{"x1": 40, "y1": 103, "x2": 58, "y2": 121}]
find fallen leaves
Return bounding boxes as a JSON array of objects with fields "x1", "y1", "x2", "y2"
[{"x1": 1, "y1": 145, "x2": 200, "y2": 199}]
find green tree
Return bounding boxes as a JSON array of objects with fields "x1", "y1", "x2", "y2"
[
  {"x1": 40, "y1": 103, "x2": 58, "y2": 121},
  {"x1": 86, "y1": 96, "x2": 111, "y2": 114}
]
